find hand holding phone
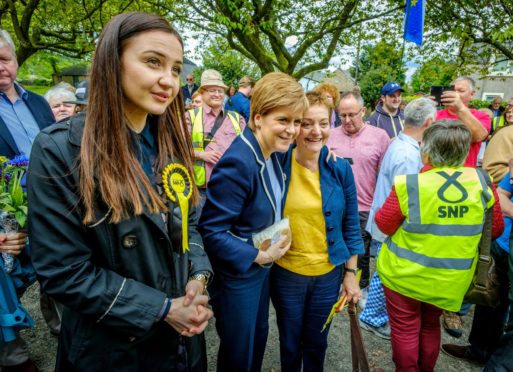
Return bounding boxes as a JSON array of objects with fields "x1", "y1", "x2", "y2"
[{"x1": 430, "y1": 85, "x2": 455, "y2": 107}]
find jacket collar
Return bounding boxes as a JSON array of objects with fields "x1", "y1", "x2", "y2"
[
  {"x1": 68, "y1": 112, "x2": 86, "y2": 146},
  {"x1": 240, "y1": 127, "x2": 284, "y2": 221}
]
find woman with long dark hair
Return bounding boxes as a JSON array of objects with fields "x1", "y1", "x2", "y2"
[{"x1": 27, "y1": 12, "x2": 212, "y2": 371}]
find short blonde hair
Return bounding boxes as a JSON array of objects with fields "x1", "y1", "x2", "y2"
[
  {"x1": 191, "y1": 90, "x2": 201, "y2": 100},
  {"x1": 314, "y1": 83, "x2": 340, "y2": 108},
  {"x1": 248, "y1": 72, "x2": 308, "y2": 130}
]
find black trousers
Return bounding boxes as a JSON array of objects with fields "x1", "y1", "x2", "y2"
[
  {"x1": 468, "y1": 242, "x2": 510, "y2": 362},
  {"x1": 357, "y1": 211, "x2": 372, "y2": 289}
]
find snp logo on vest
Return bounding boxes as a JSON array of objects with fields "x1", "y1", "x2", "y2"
[{"x1": 436, "y1": 171, "x2": 469, "y2": 218}]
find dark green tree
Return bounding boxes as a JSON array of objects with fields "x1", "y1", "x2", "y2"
[
  {"x1": 410, "y1": 58, "x2": 458, "y2": 94},
  {"x1": 424, "y1": 0, "x2": 513, "y2": 71},
  {"x1": 195, "y1": 38, "x2": 261, "y2": 87},
  {"x1": 350, "y1": 41, "x2": 406, "y2": 107},
  {"x1": 0, "y1": 0, "x2": 161, "y2": 65},
  {"x1": 149, "y1": 0, "x2": 403, "y2": 79}
]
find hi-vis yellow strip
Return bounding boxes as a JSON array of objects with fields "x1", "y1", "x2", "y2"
[
  {"x1": 162, "y1": 163, "x2": 192, "y2": 253},
  {"x1": 321, "y1": 270, "x2": 362, "y2": 332}
]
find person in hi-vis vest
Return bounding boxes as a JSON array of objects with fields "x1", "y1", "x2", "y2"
[
  {"x1": 185, "y1": 69, "x2": 245, "y2": 197},
  {"x1": 374, "y1": 120, "x2": 504, "y2": 372}
]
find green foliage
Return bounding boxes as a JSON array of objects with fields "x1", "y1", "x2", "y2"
[
  {"x1": 161, "y1": 0, "x2": 404, "y2": 79},
  {"x1": 410, "y1": 58, "x2": 458, "y2": 94},
  {"x1": 350, "y1": 41, "x2": 406, "y2": 107},
  {"x1": 0, "y1": 0, "x2": 157, "y2": 66},
  {"x1": 425, "y1": 1, "x2": 513, "y2": 73},
  {"x1": 17, "y1": 52, "x2": 87, "y2": 84},
  {"x1": 0, "y1": 155, "x2": 29, "y2": 228},
  {"x1": 22, "y1": 86, "x2": 51, "y2": 95},
  {"x1": 196, "y1": 38, "x2": 261, "y2": 87},
  {"x1": 469, "y1": 99, "x2": 493, "y2": 109}
]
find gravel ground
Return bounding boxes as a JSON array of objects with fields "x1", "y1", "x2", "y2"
[{"x1": 19, "y1": 263, "x2": 484, "y2": 372}]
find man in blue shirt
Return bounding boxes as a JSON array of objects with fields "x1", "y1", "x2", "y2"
[
  {"x1": 225, "y1": 75, "x2": 254, "y2": 123},
  {"x1": 0, "y1": 29, "x2": 54, "y2": 372},
  {"x1": 360, "y1": 97, "x2": 436, "y2": 340}
]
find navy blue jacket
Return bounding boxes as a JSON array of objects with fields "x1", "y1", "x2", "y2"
[
  {"x1": 225, "y1": 91, "x2": 250, "y2": 123},
  {"x1": 199, "y1": 127, "x2": 285, "y2": 278},
  {"x1": 181, "y1": 84, "x2": 199, "y2": 104},
  {"x1": 0, "y1": 89, "x2": 55, "y2": 158},
  {"x1": 281, "y1": 146, "x2": 364, "y2": 265}
]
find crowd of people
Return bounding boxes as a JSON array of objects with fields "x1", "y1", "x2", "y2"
[{"x1": 0, "y1": 10, "x2": 511, "y2": 372}]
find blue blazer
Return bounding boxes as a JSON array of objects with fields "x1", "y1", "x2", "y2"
[
  {"x1": 199, "y1": 127, "x2": 285, "y2": 278},
  {"x1": 181, "y1": 84, "x2": 199, "y2": 103},
  {"x1": 0, "y1": 89, "x2": 55, "y2": 158},
  {"x1": 281, "y1": 146, "x2": 364, "y2": 265}
]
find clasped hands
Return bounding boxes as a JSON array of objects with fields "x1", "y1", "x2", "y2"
[
  {"x1": 0, "y1": 232, "x2": 28, "y2": 256},
  {"x1": 165, "y1": 280, "x2": 213, "y2": 337}
]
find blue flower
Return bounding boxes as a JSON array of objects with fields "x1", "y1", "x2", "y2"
[{"x1": 6, "y1": 155, "x2": 29, "y2": 169}]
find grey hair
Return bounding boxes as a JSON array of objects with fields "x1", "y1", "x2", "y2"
[
  {"x1": 451, "y1": 76, "x2": 476, "y2": 93},
  {"x1": 0, "y1": 30, "x2": 16, "y2": 54},
  {"x1": 340, "y1": 90, "x2": 364, "y2": 107},
  {"x1": 420, "y1": 120, "x2": 471, "y2": 167},
  {"x1": 404, "y1": 98, "x2": 436, "y2": 127},
  {"x1": 44, "y1": 87, "x2": 77, "y2": 104}
]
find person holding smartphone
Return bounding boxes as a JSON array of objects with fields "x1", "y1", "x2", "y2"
[
  {"x1": 435, "y1": 76, "x2": 490, "y2": 168},
  {"x1": 435, "y1": 76, "x2": 492, "y2": 339}
]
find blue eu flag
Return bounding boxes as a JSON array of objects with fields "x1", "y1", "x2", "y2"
[{"x1": 404, "y1": 0, "x2": 425, "y2": 46}]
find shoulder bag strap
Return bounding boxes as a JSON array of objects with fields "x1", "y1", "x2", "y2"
[
  {"x1": 205, "y1": 111, "x2": 226, "y2": 142},
  {"x1": 348, "y1": 302, "x2": 370, "y2": 371},
  {"x1": 474, "y1": 168, "x2": 494, "y2": 289}
]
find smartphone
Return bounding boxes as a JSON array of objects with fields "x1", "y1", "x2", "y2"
[{"x1": 430, "y1": 85, "x2": 455, "y2": 107}]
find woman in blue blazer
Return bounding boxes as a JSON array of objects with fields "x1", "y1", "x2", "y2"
[
  {"x1": 199, "y1": 72, "x2": 308, "y2": 372},
  {"x1": 271, "y1": 91, "x2": 364, "y2": 371}
]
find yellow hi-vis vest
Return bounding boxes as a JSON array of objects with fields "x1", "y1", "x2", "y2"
[
  {"x1": 376, "y1": 167, "x2": 494, "y2": 311},
  {"x1": 492, "y1": 116, "x2": 505, "y2": 132},
  {"x1": 189, "y1": 107, "x2": 241, "y2": 187}
]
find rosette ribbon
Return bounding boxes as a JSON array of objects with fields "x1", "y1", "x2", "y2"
[{"x1": 162, "y1": 163, "x2": 192, "y2": 253}]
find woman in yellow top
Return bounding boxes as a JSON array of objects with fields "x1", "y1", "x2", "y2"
[{"x1": 271, "y1": 92, "x2": 364, "y2": 371}]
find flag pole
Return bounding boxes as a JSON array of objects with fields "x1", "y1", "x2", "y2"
[{"x1": 401, "y1": 0, "x2": 412, "y2": 64}]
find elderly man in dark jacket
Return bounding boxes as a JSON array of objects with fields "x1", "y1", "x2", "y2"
[{"x1": 0, "y1": 29, "x2": 54, "y2": 372}]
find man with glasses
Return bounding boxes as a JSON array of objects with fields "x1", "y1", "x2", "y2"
[
  {"x1": 368, "y1": 82, "x2": 405, "y2": 139},
  {"x1": 185, "y1": 69, "x2": 244, "y2": 201},
  {"x1": 327, "y1": 91, "x2": 390, "y2": 301},
  {"x1": 182, "y1": 73, "x2": 199, "y2": 110}
]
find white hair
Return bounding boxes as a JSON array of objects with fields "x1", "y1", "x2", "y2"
[
  {"x1": 44, "y1": 87, "x2": 77, "y2": 104},
  {"x1": 0, "y1": 30, "x2": 16, "y2": 55},
  {"x1": 404, "y1": 98, "x2": 436, "y2": 127}
]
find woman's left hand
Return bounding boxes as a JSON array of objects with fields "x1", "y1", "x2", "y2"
[{"x1": 340, "y1": 272, "x2": 361, "y2": 304}]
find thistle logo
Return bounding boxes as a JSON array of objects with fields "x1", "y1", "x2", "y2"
[{"x1": 436, "y1": 171, "x2": 469, "y2": 218}]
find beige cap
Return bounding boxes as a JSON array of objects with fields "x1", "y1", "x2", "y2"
[{"x1": 200, "y1": 69, "x2": 228, "y2": 90}]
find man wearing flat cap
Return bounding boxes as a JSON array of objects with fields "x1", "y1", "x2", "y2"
[{"x1": 185, "y1": 69, "x2": 245, "y2": 198}]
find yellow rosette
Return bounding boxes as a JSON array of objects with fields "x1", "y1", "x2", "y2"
[{"x1": 162, "y1": 163, "x2": 192, "y2": 253}]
